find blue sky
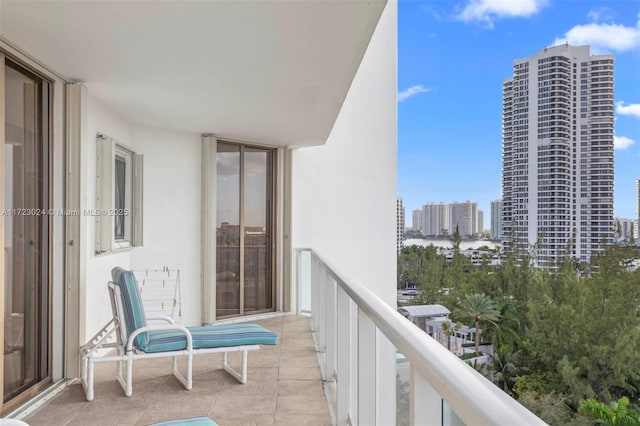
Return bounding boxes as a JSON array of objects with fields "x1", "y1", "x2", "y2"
[{"x1": 398, "y1": 0, "x2": 640, "y2": 228}]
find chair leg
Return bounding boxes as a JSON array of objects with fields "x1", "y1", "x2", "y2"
[
  {"x1": 222, "y1": 350, "x2": 249, "y2": 384},
  {"x1": 241, "y1": 350, "x2": 248, "y2": 384},
  {"x1": 84, "y1": 358, "x2": 95, "y2": 401},
  {"x1": 125, "y1": 355, "x2": 133, "y2": 397},
  {"x1": 186, "y1": 353, "x2": 193, "y2": 390}
]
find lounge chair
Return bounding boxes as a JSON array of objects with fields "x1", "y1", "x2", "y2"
[{"x1": 80, "y1": 267, "x2": 278, "y2": 401}]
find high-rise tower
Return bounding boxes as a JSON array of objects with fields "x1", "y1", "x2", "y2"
[{"x1": 501, "y1": 44, "x2": 614, "y2": 266}]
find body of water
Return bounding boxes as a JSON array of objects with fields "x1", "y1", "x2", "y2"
[{"x1": 404, "y1": 238, "x2": 501, "y2": 251}]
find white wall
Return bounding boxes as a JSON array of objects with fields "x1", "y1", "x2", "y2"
[
  {"x1": 129, "y1": 125, "x2": 202, "y2": 326},
  {"x1": 82, "y1": 96, "x2": 204, "y2": 341},
  {"x1": 291, "y1": 2, "x2": 397, "y2": 306},
  {"x1": 290, "y1": 2, "x2": 397, "y2": 424}
]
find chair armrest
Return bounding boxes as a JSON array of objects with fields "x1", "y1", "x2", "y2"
[
  {"x1": 147, "y1": 316, "x2": 176, "y2": 325},
  {"x1": 126, "y1": 324, "x2": 192, "y2": 352}
]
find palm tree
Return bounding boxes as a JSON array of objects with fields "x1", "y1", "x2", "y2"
[
  {"x1": 483, "y1": 302, "x2": 520, "y2": 348},
  {"x1": 456, "y1": 293, "x2": 500, "y2": 356},
  {"x1": 489, "y1": 345, "x2": 525, "y2": 393},
  {"x1": 441, "y1": 320, "x2": 460, "y2": 352},
  {"x1": 578, "y1": 396, "x2": 640, "y2": 426}
]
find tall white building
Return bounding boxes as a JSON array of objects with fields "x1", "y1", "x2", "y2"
[
  {"x1": 397, "y1": 197, "x2": 405, "y2": 252},
  {"x1": 501, "y1": 44, "x2": 614, "y2": 266},
  {"x1": 478, "y1": 209, "x2": 484, "y2": 234},
  {"x1": 412, "y1": 208, "x2": 424, "y2": 233},
  {"x1": 491, "y1": 199, "x2": 503, "y2": 240},
  {"x1": 449, "y1": 201, "x2": 478, "y2": 238},
  {"x1": 423, "y1": 202, "x2": 449, "y2": 236}
]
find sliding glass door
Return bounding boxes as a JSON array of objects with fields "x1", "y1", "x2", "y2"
[
  {"x1": 2, "y1": 57, "x2": 51, "y2": 406},
  {"x1": 216, "y1": 142, "x2": 274, "y2": 318}
]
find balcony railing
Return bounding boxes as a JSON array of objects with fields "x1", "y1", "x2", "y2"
[{"x1": 296, "y1": 248, "x2": 546, "y2": 426}]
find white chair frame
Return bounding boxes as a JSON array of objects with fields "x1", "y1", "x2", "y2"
[{"x1": 80, "y1": 282, "x2": 259, "y2": 401}]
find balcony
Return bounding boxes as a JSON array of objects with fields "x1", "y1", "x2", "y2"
[
  {"x1": 24, "y1": 316, "x2": 333, "y2": 426},
  {"x1": 19, "y1": 249, "x2": 545, "y2": 426}
]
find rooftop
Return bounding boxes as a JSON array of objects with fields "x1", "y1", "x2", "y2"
[{"x1": 398, "y1": 304, "x2": 451, "y2": 318}]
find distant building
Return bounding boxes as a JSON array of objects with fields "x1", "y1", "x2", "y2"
[
  {"x1": 490, "y1": 199, "x2": 503, "y2": 241},
  {"x1": 397, "y1": 197, "x2": 405, "y2": 252},
  {"x1": 615, "y1": 217, "x2": 636, "y2": 242},
  {"x1": 637, "y1": 180, "x2": 640, "y2": 240},
  {"x1": 420, "y1": 201, "x2": 483, "y2": 238},
  {"x1": 423, "y1": 202, "x2": 449, "y2": 236},
  {"x1": 501, "y1": 44, "x2": 614, "y2": 266},
  {"x1": 449, "y1": 201, "x2": 478, "y2": 238},
  {"x1": 412, "y1": 209, "x2": 423, "y2": 233}
]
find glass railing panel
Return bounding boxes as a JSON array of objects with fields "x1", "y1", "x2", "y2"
[
  {"x1": 443, "y1": 400, "x2": 466, "y2": 426},
  {"x1": 396, "y1": 352, "x2": 410, "y2": 426},
  {"x1": 297, "y1": 249, "x2": 311, "y2": 313}
]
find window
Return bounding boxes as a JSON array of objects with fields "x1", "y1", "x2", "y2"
[{"x1": 95, "y1": 134, "x2": 143, "y2": 253}]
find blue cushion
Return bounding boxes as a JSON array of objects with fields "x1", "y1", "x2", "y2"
[
  {"x1": 148, "y1": 417, "x2": 218, "y2": 426},
  {"x1": 141, "y1": 323, "x2": 278, "y2": 353},
  {"x1": 111, "y1": 267, "x2": 148, "y2": 349}
]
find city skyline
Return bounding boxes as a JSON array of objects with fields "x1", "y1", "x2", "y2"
[{"x1": 398, "y1": 0, "x2": 640, "y2": 225}]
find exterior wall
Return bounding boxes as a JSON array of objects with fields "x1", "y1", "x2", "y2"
[
  {"x1": 83, "y1": 98, "x2": 203, "y2": 340},
  {"x1": 291, "y1": 2, "x2": 397, "y2": 304},
  {"x1": 637, "y1": 179, "x2": 640, "y2": 240},
  {"x1": 423, "y1": 202, "x2": 449, "y2": 237},
  {"x1": 412, "y1": 208, "x2": 423, "y2": 233},
  {"x1": 490, "y1": 199, "x2": 502, "y2": 240},
  {"x1": 83, "y1": 96, "x2": 136, "y2": 342},
  {"x1": 449, "y1": 201, "x2": 477, "y2": 237},
  {"x1": 397, "y1": 197, "x2": 405, "y2": 252},
  {"x1": 290, "y1": 2, "x2": 397, "y2": 424},
  {"x1": 129, "y1": 126, "x2": 202, "y2": 326}
]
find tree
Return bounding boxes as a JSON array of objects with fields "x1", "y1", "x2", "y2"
[
  {"x1": 441, "y1": 320, "x2": 460, "y2": 352},
  {"x1": 483, "y1": 302, "x2": 521, "y2": 348},
  {"x1": 451, "y1": 224, "x2": 461, "y2": 254},
  {"x1": 578, "y1": 397, "x2": 640, "y2": 426},
  {"x1": 523, "y1": 246, "x2": 640, "y2": 405},
  {"x1": 455, "y1": 293, "x2": 500, "y2": 356},
  {"x1": 489, "y1": 345, "x2": 526, "y2": 393}
]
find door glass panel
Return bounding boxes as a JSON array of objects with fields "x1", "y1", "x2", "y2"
[
  {"x1": 243, "y1": 149, "x2": 272, "y2": 313},
  {"x1": 215, "y1": 143, "x2": 273, "y2": 318},
  {"x1": 216, "y1": 143, "x2": 241, "y2": 317},
  {"x1": 3, "y1": 63, "x2": 49, "y2": 402}
]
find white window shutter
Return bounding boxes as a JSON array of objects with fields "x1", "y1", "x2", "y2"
[{"x1": 95, "y1": 135, "x2": 114, "y2": 253}]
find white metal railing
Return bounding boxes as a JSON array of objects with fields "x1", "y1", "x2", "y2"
[{"x1": 296, "y1": 248, "x2": 546, "y2": 426}]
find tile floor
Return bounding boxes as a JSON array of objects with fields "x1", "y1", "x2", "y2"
[{"x1": 24, "y1": 316, "x2": 332, "y2": 426}]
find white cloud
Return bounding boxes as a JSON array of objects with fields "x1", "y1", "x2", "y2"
[
  {"x1": 553, "y1": 16, "x2": 640, "y2": 52},
  {"x1": 614, "y1": 136, "x2": 635, "y2": 150},
  {"x1": 616, "y1": 102, "x2": 640, "y2": 118},
  {"x1": 398, "y1": 85, "x2": 431, "y2": 102},
  {"x1": 457, "y1": 0, "x2": 547, "y2": 28},
  {"x1": 587, "y1": 7, "x2": 614, "y2": 23}
]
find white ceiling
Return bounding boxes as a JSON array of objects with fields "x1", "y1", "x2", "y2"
[{"x1": 0, "y1": 0, "x2": 386, "y2": 147}]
